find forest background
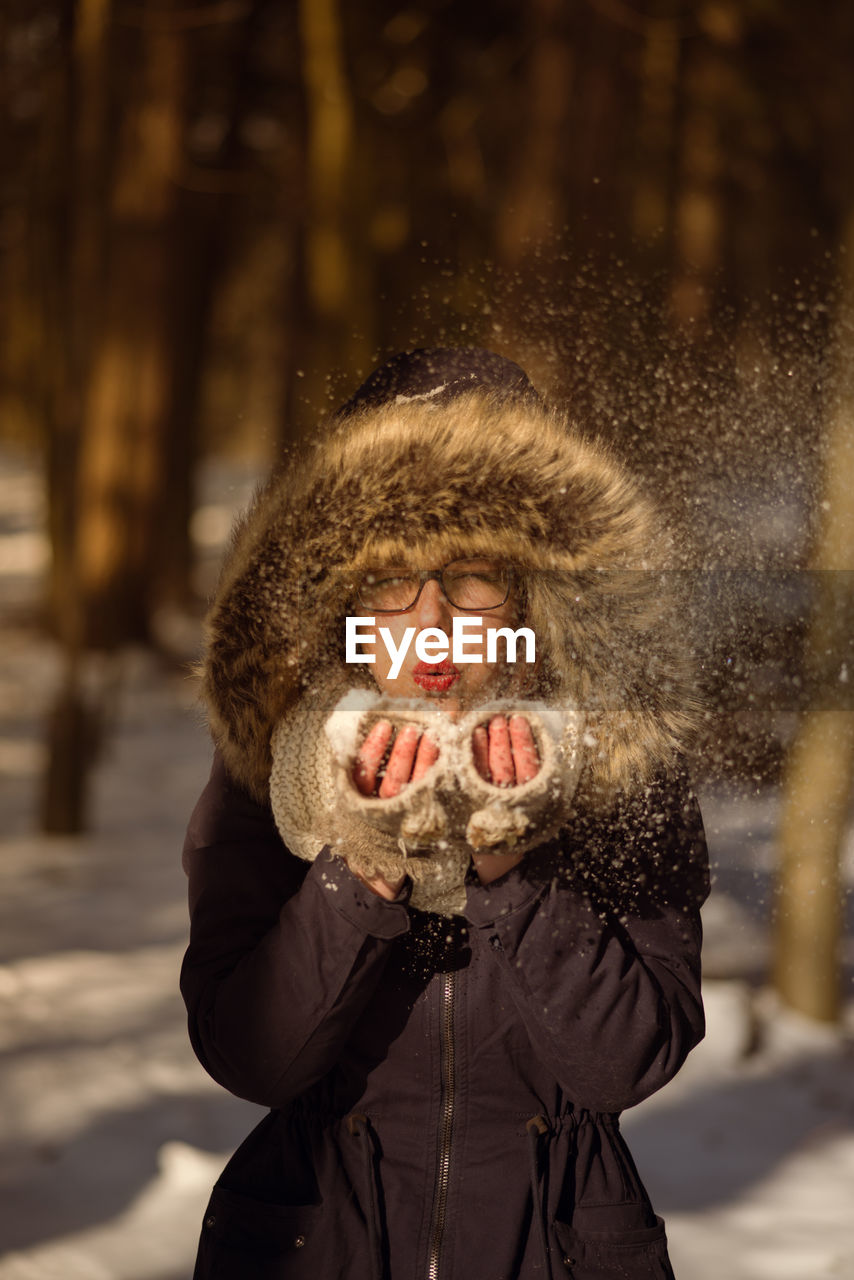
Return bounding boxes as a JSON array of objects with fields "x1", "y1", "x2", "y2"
[
  {"x1": 2, "y1": 3, "x2": 854, "y2": 1276},
  {"x1": 2, "y1": 0, "x2": 854, "y2": 1121}
]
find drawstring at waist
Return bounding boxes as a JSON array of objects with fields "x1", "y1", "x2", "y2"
[
  {"x1": 347, "y1": 1113, "x2": 385, "y2": 1280},
  {"x1": 526, "y1": 1114, "x2": 555, "y2": 1280},
  {"x1": 345, "y1": 1107, "x2": 566, "y2": 1279}
]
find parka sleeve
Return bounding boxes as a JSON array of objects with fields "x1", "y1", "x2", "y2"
[
  {"x1": 463, "y1": 772, "x2": 709, "y2": 1113},
  {"x1": 179, "y1": 754, "x2": 411, "y2": 1108}
]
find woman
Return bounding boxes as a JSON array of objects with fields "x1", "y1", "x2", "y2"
[{"x1": 181, "y1": 347, "x2": 708, "y2": 1279}]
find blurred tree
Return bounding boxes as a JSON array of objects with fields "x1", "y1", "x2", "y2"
[
  {"x1": 668, "y1": 12, "x2": 726, "y2": 329},
  {"x1": 285, "y1": 0, "x2": 374, "y2": 432},
  {"x1": 39, "y1": 0, "x2": 114, "y2": 833},
  {"x1": 38, "y1": 0, "x2": 253, "y2": 830},
  {"x1": 769, "y1": 0, "x2": 854, "y2": 1023},
  {"x1": 150, "y1": 4, "x2": 258, "y2": 610},
  {"x1": 773, "y1": 205, "x2": 854, "y2": 1022},
  {"x1": 631, "y1": 2, "x2": 679, "y2": 247},
  {"x1": 73, "y1": 3, "x2": 187, "y2": 647},
  {"x1": 492, "y1": 0, "x2": 572, "y2": 384},
  {"x1": 0, "y1": 0, "x2": 852, "y2": 875}
]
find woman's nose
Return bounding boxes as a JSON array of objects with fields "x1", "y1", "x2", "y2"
[{"x1": 413, "y1": 577, "x2": 452, "y2": 629}]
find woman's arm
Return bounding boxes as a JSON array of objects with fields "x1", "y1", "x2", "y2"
[
  {"x1": 463, "y1": 772, "x2": 709, "y2": 1113},
  {"x1": 180, "y1": 754, "x2": 411, "y2": 1108}
]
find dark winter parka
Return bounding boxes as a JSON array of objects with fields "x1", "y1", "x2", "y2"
[{"x1": 181, "y1": 349, "x2": 709, "y2": 1280}]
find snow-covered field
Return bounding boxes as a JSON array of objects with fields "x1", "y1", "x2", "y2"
[{"x1": 1, "y1": 446, "x2": 852, "y2": 1279}]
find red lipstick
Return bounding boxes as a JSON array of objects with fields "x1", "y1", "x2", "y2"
[{"x1": 412, "y1": 658, "x2": 460, "y2": 693}]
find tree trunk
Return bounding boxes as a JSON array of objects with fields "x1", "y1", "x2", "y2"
[
  {"x1": 148, "y1": 7, "x2": 258, "y2": 616},
  {"x1": 39, "y1": 0, "x2": 190, "y2": 831},
  {"x1": 288, "y1": 0, "x2": 373, "y2": 435},
  {"x1": 774, "y1": 713, "x2": 853, "y2": 1020},
  {"x1": 773, "y1": 206, "x2": 854, "y2": 1022},
  {"x1": 668, "y1": 35, "x2": 725, "y2": 329},
  {"x1": 494, "y1": 0, "x2": 571, "y2": 272},
  {"x1": 631, "y1": 7, "x2": 680, "y2": 245},
  {"x1": 73, "y1": 5, "x2": 187, "y2": 647},
  {"x1": 38, "y1": 0, "x2": 110, "y2": 833},
  {"x1": 42, "y1": 0, "x2": 111, "y2": 649}
]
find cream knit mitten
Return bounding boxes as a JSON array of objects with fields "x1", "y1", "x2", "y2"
[{"x1": 270, "y1": 690, "x2": 584, "y2": 916}]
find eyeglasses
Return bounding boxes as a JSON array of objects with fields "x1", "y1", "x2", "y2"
[{"x1": 356, "y1": 560, "x2": 513, "y2": 613}]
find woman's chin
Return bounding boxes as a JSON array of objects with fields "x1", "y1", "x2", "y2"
[
  {"x1": 411, "y1": 683, "x2": 462, "y2": 717},
  {"x1": 374, "y1": 679, "x2": 461, "y2": 719}
]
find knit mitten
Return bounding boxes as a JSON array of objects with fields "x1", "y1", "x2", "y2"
[
  {"x1": 324, "y1": 691, "x2": 585, "y2": 860},
  {"x1": 453, "y1": 700, "x2": 584, "y2": 851},
  {"x1": 270, "y1": 689, "x2": 584, "y2": 916},
  {"x1": 270, "y1": 690, "x2": 470, "y2": 914}
]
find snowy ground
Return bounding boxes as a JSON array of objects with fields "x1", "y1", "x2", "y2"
[{"x1": 1, "y1": 445, "x2": 853, "y2": 1279}]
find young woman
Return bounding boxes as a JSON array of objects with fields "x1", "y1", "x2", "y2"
[{"x1": 181, "y1": 347, "x2": 708, "y2": 1279}]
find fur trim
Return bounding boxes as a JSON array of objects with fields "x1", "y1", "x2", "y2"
[{"x1": 202, "y1": 391, "x2": 699, "y2": 806}]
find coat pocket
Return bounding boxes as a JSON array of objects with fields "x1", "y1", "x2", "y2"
[
  {"x1": 194, "y1": 1184, "x2": 321, "y2": 1280},
  {"x1": 552, "y1": 1215, "x2": 675, "y2": 1280}
]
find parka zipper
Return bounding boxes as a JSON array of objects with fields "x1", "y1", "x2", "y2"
[{"x1": 426, "y1": 970, "x2": 456, "y2": 1280}]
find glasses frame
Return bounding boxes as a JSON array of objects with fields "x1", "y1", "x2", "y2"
[{"x1": 355, "y1": 563, "x2": 515, "y2": 614}]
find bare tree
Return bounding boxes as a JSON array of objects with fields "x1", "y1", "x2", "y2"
[
  {"x1": 41, "y1": 0, "x2": 190, "y2": 830},
  {"x1": 286, "y1": 0, "x2": 373, "y2": 434},
  {"x1": 773, "y1": 205, "x2": 854, "y2": 1022}
]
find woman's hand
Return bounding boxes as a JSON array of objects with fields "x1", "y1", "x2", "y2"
[
  {"x1": 351, "y1": 867, "x2": 407, "y2": 900},
  {"x1": 353, "y1": 720, "x2": 439, "y2": 798},
  {"x1": 472, "y1": 714, "x2": 540, "y2": 785},
  {"x1": 353, "y1": 714, "x2": 540, "y2": 796},
  {"x1": 471, "y1": 715, "x2": 540, "y2": 883},
  {"x1": 349, "y1": 714, "x2": 541, "y2": 891},
  {"x1": 350, "y1": 721, "x2": 438, "y2": 898}
]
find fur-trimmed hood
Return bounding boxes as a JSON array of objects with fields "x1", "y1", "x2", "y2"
[{"x1": 202, "y1": 367, "x2": 697, "y2": 808}]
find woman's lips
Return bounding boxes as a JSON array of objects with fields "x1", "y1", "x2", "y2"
[{"x1": 412, "y1": 659, "x2": 460, "y2": 692}]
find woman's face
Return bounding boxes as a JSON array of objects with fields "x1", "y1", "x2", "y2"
[{"x1": 354, "y1": 558, "x2": 524, "y2": 718}]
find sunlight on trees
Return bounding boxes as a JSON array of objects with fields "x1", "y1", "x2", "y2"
[{"x1": 2, "y1": 0, "x2": 853, "y2": 1019}]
